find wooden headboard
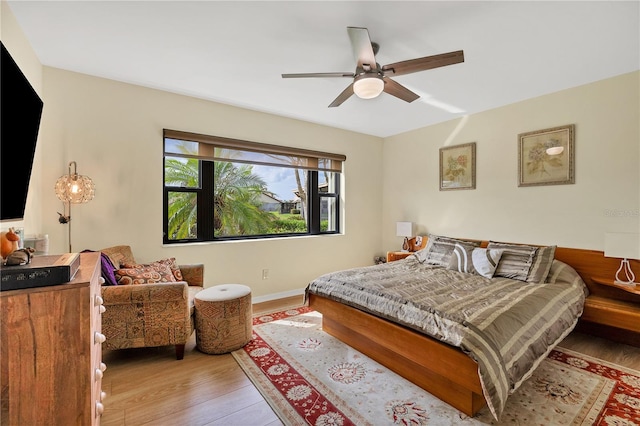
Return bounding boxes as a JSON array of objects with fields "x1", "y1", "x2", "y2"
[
  {"x1": 406, "y1": 236, "x2": 428, "y2": 252},
  {"x1": 552, "y1": 246, "x2": 639, "y2": 301}
]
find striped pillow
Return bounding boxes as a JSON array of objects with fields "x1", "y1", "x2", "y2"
[
  {"x1": 527, "y1": 245, "x2": 556, "y2": 283},
  {"x1": 447, "y1": 244, "x2": 505, "y2": 278},
  {"x1": 487, "y1": 241, "x2": 537, "y2": 281},
  {"x1": 417, "y1": 234, "x2": 481, "y2": 266}
]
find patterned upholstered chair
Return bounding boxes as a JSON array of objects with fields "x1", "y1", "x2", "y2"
[{"x1": 100, "y1": 245, "x2": 204, "y2": 360}]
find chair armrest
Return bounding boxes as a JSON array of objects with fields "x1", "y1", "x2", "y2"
[
  {"x1": 101, "y1": 282, "x2": 188, "y2": 305},
  {"x1": 178, "y1": 264, "x2": 204, "y2": 287}
]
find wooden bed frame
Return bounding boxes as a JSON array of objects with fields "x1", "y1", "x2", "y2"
[{"x1": 308, "y1": 241, "x2": 640, "y2": 417}]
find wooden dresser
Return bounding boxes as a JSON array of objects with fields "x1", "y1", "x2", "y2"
[{"x1": 1, "y1": 252, "x2": 106, "y2": 425}]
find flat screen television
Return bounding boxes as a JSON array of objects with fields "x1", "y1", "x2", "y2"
[{"x1": 1, "y1": 41, "x2": 44, "y2": 222}]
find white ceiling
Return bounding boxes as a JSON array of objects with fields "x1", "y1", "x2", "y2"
[{"x1": 7, "y1": 1, "x2": 640, "y2": 138}]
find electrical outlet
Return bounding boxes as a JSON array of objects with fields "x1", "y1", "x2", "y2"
[{"x1": 262, "y1": 269, "x2": 269, "y2": 280}]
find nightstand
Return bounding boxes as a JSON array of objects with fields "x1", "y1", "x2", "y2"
[
  {"x1": 386, "y1": 236, "x2": 428, "y2": 262},
  {"x1": 591, "y1": 276, "x2": 640, "y2": 295},
  {"x1": 386, "y1": 251, "x2": 413, "y2": 262},
  {"x1": 580, "y1": 276, "x2": 640, "y2": 337}
]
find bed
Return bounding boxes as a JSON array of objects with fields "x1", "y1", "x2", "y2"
[{"x1": 306, "y1": 235, "x2": 592, "y2": 420}]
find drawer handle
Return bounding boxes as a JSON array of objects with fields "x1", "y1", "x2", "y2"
[
  {"x1": 95, "y1": 332, "x2": 106, "y2": 344},
  {"x1": 99, "y1": 305, "x2": 106, "y2": 314},
  {"x1": 101, "y1": 391, "x2": 107, "y2": 401},
  {"x1": 98, "y1": 277, "x2": 105, "y2": 285},
  {"x1": 96, "y1": 402, "x2": 104, "y2": 416},
  {"x1": 95, "y1": 368, "x2": 104, "y2": 380},
  {"x1": 95, "y1": 295, "x2": 104, "y2": 306},
  {"x1": 100, "y1": 362, "x2": 107, "y2": 372}
]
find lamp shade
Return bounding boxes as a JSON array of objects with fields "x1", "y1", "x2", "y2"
[
  {"x1": 55, "y1": 161, "x2": 95, "y2": 204},
  {"x1": 396, "y1": 222, "x2": 413, "y2": 238},
  {"x1": 353, "y1": 75, "x2": 384, "y2": 99},
  {"x1": 604, "y1": 232, "x2": 640, "y2": 259}
]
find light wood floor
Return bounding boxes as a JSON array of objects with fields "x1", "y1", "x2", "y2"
[{"x1": 101, "y1": 296, "x2": 640, "y2": 426}]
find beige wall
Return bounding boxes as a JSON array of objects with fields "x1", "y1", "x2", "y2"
[
  {"x1": 1, "y1": 1, "x2": 45, "y2": 233},
  {"x1": 5, "y1": 2, "x2": 639, "y2": 300},
  {"x1": 382, "y1": 71, "x2": 640, "y2": 252},
  {"x1": 39, "y1": 67, "x2": 383, "y2": 300}
]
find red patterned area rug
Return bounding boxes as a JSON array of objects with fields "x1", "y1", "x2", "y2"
[{"x1": 231, "y1": 308, "x2": 640, "y2": 426}]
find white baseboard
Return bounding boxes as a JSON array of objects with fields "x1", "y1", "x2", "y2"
[{"x1": 252, "y1": 288, "x2": 306, "y2": 304}]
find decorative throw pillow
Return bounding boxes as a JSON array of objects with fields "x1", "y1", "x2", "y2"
[
  {"x1": 100, "y1": 245, "x2": 136, "y2": 268},
  {"x1": 416, "y1": 234, "x2": 481, "y2": 266},
  {"x1": 447, "y1": 244, "x2": 505, "y2": 278},
  {"x1": 487, "y1": 241, "x2": 537, "y2": 282},
  {"x1": 526, "y1": 245, "x2": 556, "y2": 283},
  {"x1": 155, "y1": 257, "x2": 183, "y2": 281},
  {"x1": 116, "y1": 260, "x2": 178, "y2": 285},
  {"x1": 100, "y1": 252, "x2": 118, "y2": 286}
]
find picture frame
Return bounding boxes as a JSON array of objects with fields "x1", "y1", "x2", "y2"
[
  {"x1": 439, "y1": 142, "x2": 476, "y2": 191},
  {"x1": 518, "y1": 124, "x2": 575, "y2": 187}
]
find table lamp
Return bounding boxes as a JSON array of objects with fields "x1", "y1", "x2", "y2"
[
  {"x1": 396, "y1": 222, "x2": 413, "y2": 252},
  {"x1": 604, "y1": 232, "x2": 639, "y2": 287}
]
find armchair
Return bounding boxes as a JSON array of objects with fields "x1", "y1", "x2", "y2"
[{"x1": 100, "y1": 245, "x2": 204, "y2": 360}]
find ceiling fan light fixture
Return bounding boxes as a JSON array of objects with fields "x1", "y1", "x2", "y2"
[
  {"x1": 283, "y1": 27, "x2": 464, "y2": 107},
  {"x1": 353, "y1": 74, "x2": 384, "y2": 99}
]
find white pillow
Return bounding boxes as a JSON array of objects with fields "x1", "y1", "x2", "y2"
[{"x1": 447, "y1": 243, "x2": 504, "y2": 278}]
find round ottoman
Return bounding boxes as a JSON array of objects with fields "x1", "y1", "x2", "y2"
[{"x1": 194, "y1": 284, "x2": 252, "y2": 354}]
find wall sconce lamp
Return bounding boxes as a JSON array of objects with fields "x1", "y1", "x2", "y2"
[
  {"x1": 604, "y1": 232, "x2": 639, "y2": 287},
  {"x1": 396, "y1": 221, "x2": 413, "y2": 252},
  {"x1": 545, "y1": 138, "x2": 564, "y2": 156},
  {"x1": 55, "y1": 161, "x2": 95, "y2": 253}
]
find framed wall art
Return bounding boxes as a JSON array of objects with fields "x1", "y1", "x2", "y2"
[
  {"x1": 518, "y1": 124, "x2": 575, "y2": 187},
  {"x1": 439, "y1": 142, "x2": 476, "y2": 191}
]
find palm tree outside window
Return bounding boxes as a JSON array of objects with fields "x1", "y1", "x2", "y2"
[{"x1": 163, "y1": 129, "x2": 344, "y2": 244}]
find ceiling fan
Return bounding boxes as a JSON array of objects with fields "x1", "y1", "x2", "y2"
[{"x1": 282, "y1": 26, "x2": 464, "y2": 108}]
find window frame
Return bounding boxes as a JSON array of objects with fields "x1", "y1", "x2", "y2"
[{"x1": 162, "y1": 129, "x2": 345, "y2": 244}]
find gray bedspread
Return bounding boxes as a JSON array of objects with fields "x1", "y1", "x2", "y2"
[{"x1": 306, "y1": 256, "x2": 588, "y2": 420}]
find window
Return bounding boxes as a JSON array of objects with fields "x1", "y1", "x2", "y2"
[{"x1": 163, "y1": 129, "x2": 345, "y2": 244}]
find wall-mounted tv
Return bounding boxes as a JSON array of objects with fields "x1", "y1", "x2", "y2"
[{"x1": 1, "y1": 41, "x2": 44, "y2": 222}]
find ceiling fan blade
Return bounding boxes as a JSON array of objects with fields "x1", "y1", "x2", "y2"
[
  {"x1": 382, "y1": 50, "x2": 464, "y2": 77},
  {"x1": 383, "y1": 78, "x2": 420, "y2": 103},
  {"x1": 328, "y1": 83, "x2": 354, "y2": 108},
  {"x1": 347, "y1": 27, "x2": 377, "y2": 69},
  {"x1": 282, "y1": 72, "x2": 354, "y2": 78}
]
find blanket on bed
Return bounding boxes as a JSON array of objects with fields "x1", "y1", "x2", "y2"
[{"x1": 306, "y1": 256, "x2": 588, "y2": 420}]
